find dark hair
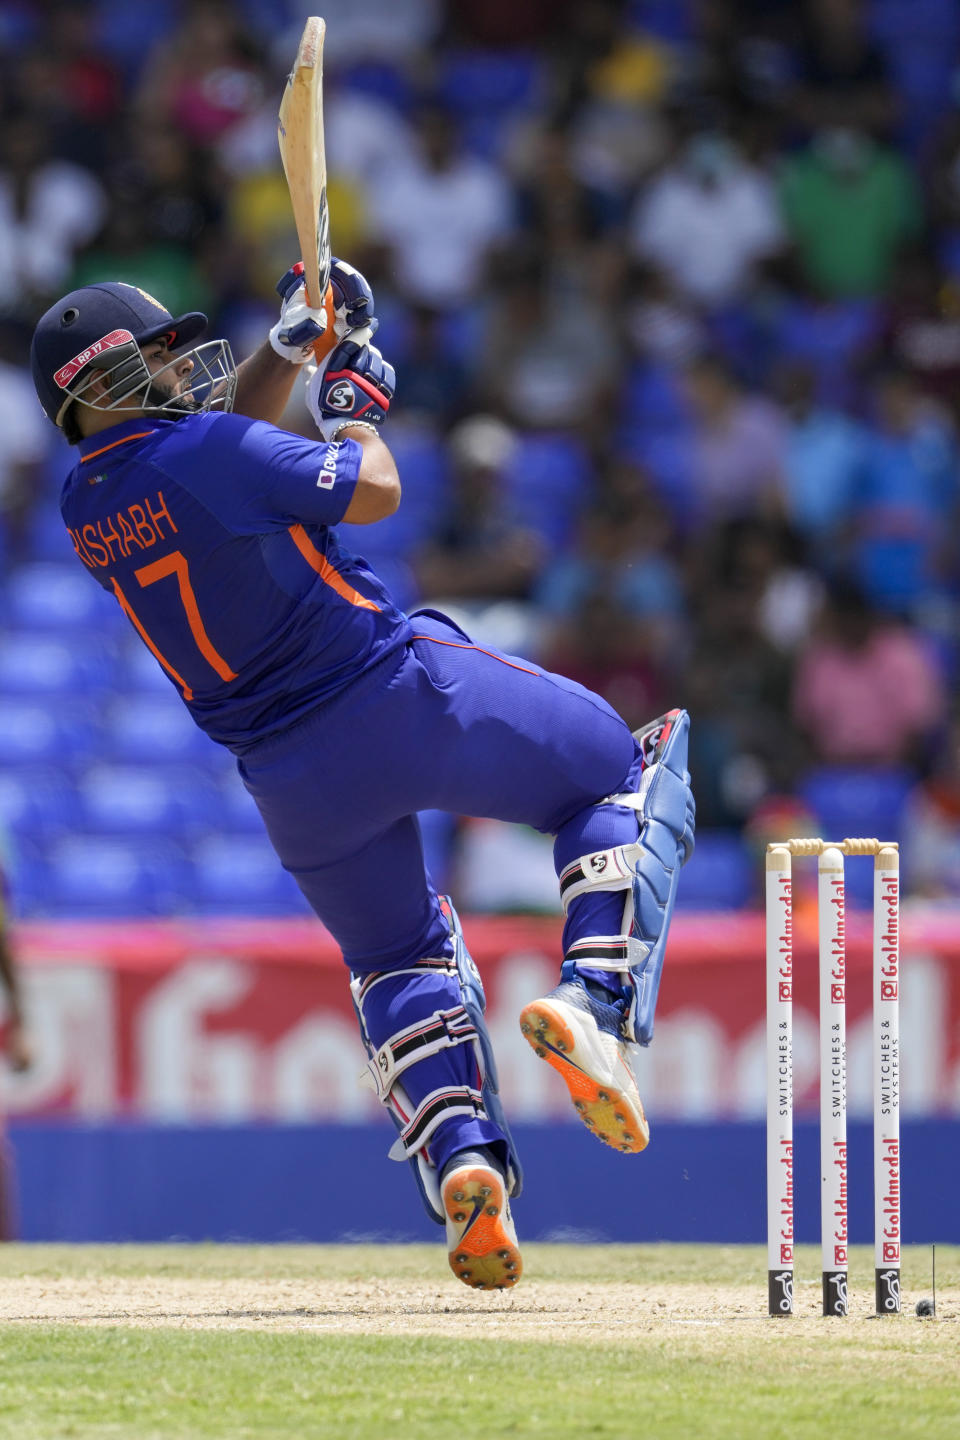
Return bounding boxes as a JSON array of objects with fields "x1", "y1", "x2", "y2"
[{"x1": 61, "y1": 402, "x2": 84, "y2": 445}]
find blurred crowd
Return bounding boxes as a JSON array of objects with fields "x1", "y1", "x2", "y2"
[{"x1": 1, "y1": 0, "x2": 960, "y2": 913}]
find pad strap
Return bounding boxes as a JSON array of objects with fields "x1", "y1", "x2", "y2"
[
  {"x1": 603, "y1": 791, "x2": 645, "y2": 811},
  {"x1": 565, "y1": 934, "x2": 650, "y2": 971},
  {"x1": 363, "y1": 1004, "x2": 478, "y2": 1100},
  {"x1": 387, "y1": 1085, "x2": 487, "y2": 1161},
  {"x1": 559, "y1": 842, "x2": 642, "y2": 912}
]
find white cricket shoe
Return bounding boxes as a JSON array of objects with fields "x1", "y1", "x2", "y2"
[
  {"x1": 520, "y1": 980, "x2": 649, "y2": 1153},
  {"x1": 441, "y1": 1152, "x2": 523, "y2": 1291}
]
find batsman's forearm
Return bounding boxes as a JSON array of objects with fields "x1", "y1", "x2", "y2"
[
  {"x1": 233, "y1": 342, "x2": 302, "y2": 423},
  {"x1": 341, "y1": 427, "x2": 401, "y2": 523}
]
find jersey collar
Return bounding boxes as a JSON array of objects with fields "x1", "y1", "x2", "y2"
[{"x1": 77, "y1": 416, "x2": 171, "y2": 465}]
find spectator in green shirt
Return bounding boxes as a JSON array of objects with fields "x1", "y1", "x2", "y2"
[{"x1": 779, "y1": 127, "x2": 922, "y2": 299}]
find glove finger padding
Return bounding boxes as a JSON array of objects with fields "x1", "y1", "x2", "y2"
[
  {"x1": 330, "y1": 258, "x2": 378, "y2": 334},
  {"x1": 270, "y1": 259, "x2": 379, "y2": 364},
  {"x1": 270, "y1": 264, "x2": 329, "y2": 363}
]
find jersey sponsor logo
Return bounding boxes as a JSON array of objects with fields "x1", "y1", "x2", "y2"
[
  {"x1": 54, "y1": 330, "x2": 136, "y2": 389},
  {"x1": 317, "y1": 441, "x2": 340, "y2": 489},
  {"x1": 326, "y1": 380, "x2": 355, "y2": 413}
]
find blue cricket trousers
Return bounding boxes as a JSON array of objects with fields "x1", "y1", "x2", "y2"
[{"x1": 237, "y1": 611, "x2": 641, "y2": 973}]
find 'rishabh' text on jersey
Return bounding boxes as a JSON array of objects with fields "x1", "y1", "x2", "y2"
[{"x1": 61, "y1": 413, "x2": 412, "y2": 749}]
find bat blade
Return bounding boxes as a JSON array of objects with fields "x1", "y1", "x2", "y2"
[{"x1": 278, "y1": 15, "x2": 335, "y2": 354}]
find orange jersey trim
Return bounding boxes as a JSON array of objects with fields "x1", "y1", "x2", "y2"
[
  {"x1": 289, "y1": 524, "x2": 381, "y2": 612},
  {"x1": 136, "y1": 552, "x2": 238, "y2": 682},
  {"x1": 81, "y1": 432, "x2": 155, "y2": 464},
  {"x1": 112, "y1": 577, "x2": 194, "y2": 700},
  {"x1": 411, "y1": 633, "x2": 539, "y2": 677}
]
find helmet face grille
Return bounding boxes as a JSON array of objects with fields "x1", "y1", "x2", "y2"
[{"x1": 59, "y1": 339, "x2": 237, "y2": 426}]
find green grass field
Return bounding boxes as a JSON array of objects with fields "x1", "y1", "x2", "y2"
[{"x1": 0, "y1": 1244, "x2": 955, "y2": 1439}]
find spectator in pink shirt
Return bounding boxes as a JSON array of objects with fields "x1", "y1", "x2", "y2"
[{"x1": 792, "y1": 581, "x2": 946, "y2": 767}]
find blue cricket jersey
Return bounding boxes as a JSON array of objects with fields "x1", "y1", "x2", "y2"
[{"x1": 60, "y1": 412, "x2": 412, "y2": 749}]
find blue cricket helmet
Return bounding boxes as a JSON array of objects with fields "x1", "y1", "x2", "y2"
[{"x1": 31, "y1": 282, "x2": 208, "y2": 427}]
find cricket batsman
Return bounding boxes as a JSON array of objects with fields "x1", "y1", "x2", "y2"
[{"x1": 30, "y1": 265, "x2": 694, "y2": 1289}]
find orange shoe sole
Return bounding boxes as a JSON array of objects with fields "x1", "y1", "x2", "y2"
[
  {"x1": 442, "y1": 1165, "x2": 523, "y2": 1291},
  {"x1": 520, "y1": 999, "x2": 649, "y2": 1153}
]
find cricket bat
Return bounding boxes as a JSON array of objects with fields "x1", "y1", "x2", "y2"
[{"x1": 277, "y1": 15, "x2": 337, "y2": 359}]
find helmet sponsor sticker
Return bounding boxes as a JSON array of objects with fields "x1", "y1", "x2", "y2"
[{"x1": 54, "y1": 330, "x2": 136, "y2": 388}]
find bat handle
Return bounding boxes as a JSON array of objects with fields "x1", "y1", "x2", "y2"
[{"x1": 305, "y1": 282, "x2": 338, "y2": 363}]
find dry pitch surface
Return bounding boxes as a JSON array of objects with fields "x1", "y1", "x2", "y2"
[
  {"x1": 0, "y1": 1244, "x2": 956, "y2": 1439},
  {"x1": 0, "y1": 1242, "x2": 954, "y2": 1335},
  {"x1": 0, "y1": 1251, "x2": 953, "y2": 1337}
]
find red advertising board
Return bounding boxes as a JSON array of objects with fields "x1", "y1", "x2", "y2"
[{"x1": 3, "y1": 910, "x2": 959, "y2": 1121}]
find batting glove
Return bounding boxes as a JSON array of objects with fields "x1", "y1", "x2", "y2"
[
  {"x1": 269, "y1": 257, "x2": 379, "y2": 364},
  {"x1": 305, "y1": 336, "x2": 395, "y2": 440}
]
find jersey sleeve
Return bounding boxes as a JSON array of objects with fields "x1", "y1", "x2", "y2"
[{"x1": 170, "y1": 413, "x2": 362, "y2": 533}]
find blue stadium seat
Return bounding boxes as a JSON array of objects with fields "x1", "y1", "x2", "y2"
[
  {"x1": 345, "y1": 428, "x2": 447, "y2": 563},
  {"x1": 773, "y1": 297, "x2": 881, "y2": 399},
  {"x1": 339, "y1": 60, "x2": 413, "y2": 112},
  {"x1": 937, "y1": 229, "x2": 960, "y2": 283},
  {"x1": 40, "y1": 835, "x2": 192, "y2": 917},
  {"x1": 381, "y1": 427, "x2": 449, "y2": 501},
  {"x1": 25, "y1": 501, "x2": 74, "y2": 563},
  {"x1": 86, "y1": 0, "x2": 176, "y2": 76},
  {"x1": 872, "y1": 0, "x2": 960, "y2": 147},
  {"x1": 75, "y1": 764, "x2": 220, "y2": 839},
  {"x1": 799, "y1": 766, "x2": 916, "y2": 906},
  {"x1": 4, "y1": 562, "x2": 122, "y2": 631},
  {"x1": 455, "y1": 113, "x2": 514, "y2": 161},
  {"x1": 5, "y1": 851, "x2": 51, "y2": 919},
  {"x1": 361, "y1": 555, "x2": 421, "y2": 611},
  {"x1": 628, "y1": 0, "x2": 696, "y2": 41},
  {"x1": 436, "y1": 51, "x2": 543, "y2": 157},
  {"x1": 622, "y1": 362, "x2": 690, "y2": 434},
  {"x1": 118, "y1": 634, "x2": 182, "y2": 693},
  {"x1": 214, "y1": 777, "x2": 270, "y2": 836},
  {"x1": 872, "y1": 0, "x2": 959, "y2": 38},
  {"x1": 439, "y1": 305, "x2": 487, "y2": 370},
  {"x1": 187, "y1": 834, "x2": 311, "y2": 916},
  {"x1": 503, "y1": 433, "x2": 591, "y2": 547},
  {"x1": 0, "y1": 766, "x2": 80, "y2": 842},
  {"x1": 625, "y1": 429, "x2": 698, "y2": 531},
  {"x1": 437, "y1": 50, "x2": 542, "y2": 117},
  {"x1": 676, "y1": 830, "x2": 753, "y2": 911},
  {"x1": 799, "y1": 766, "x2": 914, "y2": 845},
  {"x1": 101, "y1": 694, "x2": 212, "y2": 765},
  {"x1": 0, "y1": 631, "x2": 118, "y2": 697},
  {"x1": 0, "y1": 699, "x2": 97, "y2": 766}
]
